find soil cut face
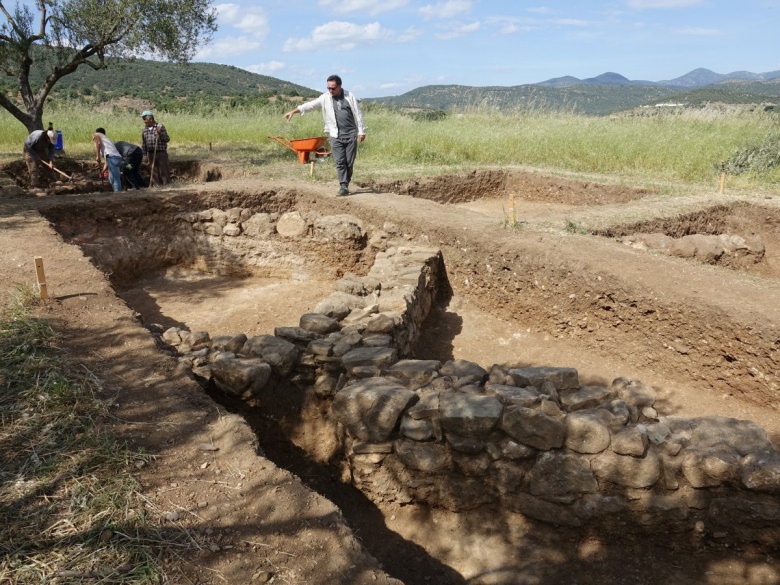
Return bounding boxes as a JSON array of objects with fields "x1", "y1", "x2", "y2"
[
  {"x1": 2, "y1": 167, "x2": 780, "y2": 585},
  {"x1": 0, "y1": 158, "x2": 222, "y2": 197}
]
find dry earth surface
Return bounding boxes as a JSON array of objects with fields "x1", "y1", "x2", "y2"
[{"x1": 1, "y1": 158, "x2": 779, "y2": 585}]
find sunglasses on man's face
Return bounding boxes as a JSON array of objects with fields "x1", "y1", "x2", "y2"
[{"x1": 327, "y1": 86, "x2": 339, "y2": 91}]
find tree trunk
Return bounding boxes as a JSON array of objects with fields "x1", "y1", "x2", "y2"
[{"x1": 0, "y1": 89, "x2": 45, "y2": 133}]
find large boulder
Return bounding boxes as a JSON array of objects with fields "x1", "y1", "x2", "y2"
[
  {"x1": 211, "y1": 357, "x2": 272, "y2": 399},
  {"x1": 332, "y1": 378, "x2": 417, "y2": 442},
  {"x1": 240, "y1": 335, "x2": 299, "y2": 375}
]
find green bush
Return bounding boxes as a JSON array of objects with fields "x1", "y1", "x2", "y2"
[{"x1": 720, "y1": 132, "x2": 780, "y2": 175}]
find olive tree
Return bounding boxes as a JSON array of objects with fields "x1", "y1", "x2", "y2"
[{"x1": 0, "y1": 0, "x2": 217, "y2": 132}]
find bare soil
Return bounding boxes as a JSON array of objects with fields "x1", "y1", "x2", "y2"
[{"x1": 1, "y1": 160, "x2": 780, "y2": 584}]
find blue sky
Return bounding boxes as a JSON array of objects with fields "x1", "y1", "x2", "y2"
[{"x1": 165, "y1": 1, "x2": 780, "y2": 97}]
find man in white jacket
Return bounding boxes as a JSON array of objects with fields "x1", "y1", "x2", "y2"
[{"x1": 284, "y1": 75, "x2": 366, "y2": 196}]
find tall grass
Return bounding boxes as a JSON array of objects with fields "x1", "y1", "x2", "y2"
[{"x1": 1, "y1": 102, "x2": 778, "y2": 187}]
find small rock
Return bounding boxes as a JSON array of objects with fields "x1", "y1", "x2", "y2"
[
  {"x1": 198, "y1": 443, "x2": 219, "y2": 452},
  {"x1": 252, "y1": 570, "x2": 273, "y2": 582},
  {"x1": 165, "y1": 511, "x2": 179, "y2": 522}
]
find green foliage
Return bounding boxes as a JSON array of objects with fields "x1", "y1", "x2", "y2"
[
  {"x1": 720, "y1": 131, "x2": 780, "y2": 175},
  {"x1": 565, "y1": 219, "x2": 590, "y2": 235},
  {"x1": 407, "y1": 109, "x2": 448, "y2": 122},
  {"x1": 1, "y1": 102, "x2": 777, "y2": 189},
  {"x1": 0, "y1": 0, "x2": 218, "y2": 131}
]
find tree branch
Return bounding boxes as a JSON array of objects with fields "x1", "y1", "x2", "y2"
[{"x1": 0, "y1": 89, "x2": 29, "y2": 127}]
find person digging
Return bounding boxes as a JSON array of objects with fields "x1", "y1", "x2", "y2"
[
  {"x1": 23, "y1": 129, "x2": 57, "y2": 194},
  {"x1": 141, "y1": 110, "x2": 170, "y2": 186}
]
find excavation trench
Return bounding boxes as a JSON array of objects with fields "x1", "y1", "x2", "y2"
[
  {"x1": 38, "y1": 175, "x2": 780, "y2": 584},
  {"x1": 1, "y1": 158, "x2": 223, "y2": 196}
]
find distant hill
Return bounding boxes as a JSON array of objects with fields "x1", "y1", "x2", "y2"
[
  {"x1": 367, "y1": 84, "x2": 682, "y2": 116},
  {"x1": 1, "y1": 57, "x2": 320, "y2": 113},
  {"x1": 659, "y1": 67, "x2": 780, "y2": 87},
  {"x1": 366, "y1": 68, "x2": 780, "y2": 116},
  {"x1": 4, "y1": 58, "x2": 778, "y2": 117}
]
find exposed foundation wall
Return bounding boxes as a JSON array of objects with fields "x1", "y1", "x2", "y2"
[
  {"x1": 43, "y1": 195, "x2": 371, "y2": 288},
  {"x1": 51, "y1": 199, "x2": 780, "y2": 535},
  {"x1": 150, "y1": 221, "x2": 780, "y2": 536}
]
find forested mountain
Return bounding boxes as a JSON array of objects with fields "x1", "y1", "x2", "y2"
[
  {"x1": 2, "y1": 57, "x2": 778, "y2": 117},
  {"x1": 366, "y1": 74, "x2": 780, "y2": 116},
  {"x1": 0, "y1": 57, "x2": 318, "y2": 113}
]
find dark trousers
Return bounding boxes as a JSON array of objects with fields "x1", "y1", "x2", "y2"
[
  {"x1": 331, "y1": 135, "x2": 358, "y2": 188},
  {"x1": 122, "y1": 149, "x2": 146, "y2": 189},
  {"x1": 146, "y1": 150, "x2": 170, "y2": 186},
  {"x1": 23, "y1": 150, "x2": 52, "y2": 188}
]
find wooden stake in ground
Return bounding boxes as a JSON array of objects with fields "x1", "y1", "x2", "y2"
[
  {"x1": 34, "y1": 256, "x2": 48, "y2": 299},
  {"x1": 719, "y1": 171, "x2": 726, "y2": 194},
  {"x1": 508, "y1": 192, "x2": 517, "y2": 227}
]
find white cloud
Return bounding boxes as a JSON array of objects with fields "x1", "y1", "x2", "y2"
[
  {"x1": 245, "y1": 61, "x2": 286, "y2": 75},
  {"x1": 318, "y1": 0, "x2": 409, "y2": 16},
  {"x1": 434, "y1": 20, "x2": 480, "y2": 40},
  {"x1": 195, "y1": 36, "x2": 262, "y2": 59},
  {"x1": 484, "y1": 16, "x2": 535, "y2": 35},
  {"x1": 283, "y1": 21, "x2": 408, "y2": 52},
  {"x1": 673, "y1": 27, "x2": 722, "y2": 35},
  {"x1": 550, "y1": 18, "x2": 589, "y2": 26},
  {"x1": 215, "y1": 3, "x2": 269, "y2": 39},
  {"x1": 397, "y1": 26, "x2": 425, "y2": 42},
  {"x1": 419, "y1": 0, "x2": 472, "y2": 20},
  {"x1": 379, "y1": 74, "x2": 425, "y2": 90},
  {"x1": 627, "y1": 0, "x2": 703, "y2": 8}
]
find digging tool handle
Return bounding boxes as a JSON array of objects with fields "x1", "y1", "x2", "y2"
[
  {"x1": 46, "y1": 161, "x2": 73, "y2": 182},
  {"x1": 149, "y1": 131, "x2": 159, "y2": 187}
]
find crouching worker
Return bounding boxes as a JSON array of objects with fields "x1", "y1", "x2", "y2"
[
  {"x1": 93, "y1": 128, "x2": 122, "y2": 192},
  {"x1": 114, "y1": 141, "x2": 147, "y2": 189},
  {"x1": 23, "y1": 129, "x2": 57, "y2": 191}
]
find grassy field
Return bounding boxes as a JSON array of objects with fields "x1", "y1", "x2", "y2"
[
  {"x1": 0, "y1": 101, "x2": 778, "y2": 582},
  {"x1": 1, "y1": 103, "x2": 779, "y2": 188}
]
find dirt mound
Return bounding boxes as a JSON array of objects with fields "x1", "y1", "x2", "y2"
[{"x1": 0, "y1": 159, "x2": 223, "y2": 197}]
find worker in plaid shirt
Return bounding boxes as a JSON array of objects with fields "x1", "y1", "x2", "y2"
[{"x1": 140, "y1": 110, "x2": 170, "y2": 186}]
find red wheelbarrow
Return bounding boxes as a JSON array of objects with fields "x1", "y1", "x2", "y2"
[{"x1": 268, "y1": 135, "x2": 330, "y2": 164}]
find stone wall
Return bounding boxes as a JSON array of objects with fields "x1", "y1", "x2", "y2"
[{"x1": 161, "y1": 223, "x2": 780, "y2": 536}]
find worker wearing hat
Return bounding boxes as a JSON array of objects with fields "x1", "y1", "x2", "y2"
[
  {"x1": 140, "y1": 110, "x2": 170, "y2": 186},
  {"x1": 23, "y1": 129, "x2": 57, "y2": 192}
]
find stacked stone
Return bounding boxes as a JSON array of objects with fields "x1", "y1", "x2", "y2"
[
  {"x1": 620, "y1": 232, "x2": 765, "y2": 262},
  {"x1": 174, "y1": 208, "x2": 368, "y2": 276},
  {"x1": 162, "y1": 243, "x2": 780, "y2": 534},
  {"x1": 177, "y1": 207, "x2": 252, "y2": 237},
  {"x1": 335, "y1": 362, "x2": 780, "y2": 531}
]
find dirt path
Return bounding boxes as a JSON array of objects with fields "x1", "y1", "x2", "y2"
[{"x1": 2, "y1": 166, "x2": 779, "y2": 584}]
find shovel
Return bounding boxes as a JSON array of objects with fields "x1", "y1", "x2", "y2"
[{"x1": 45, "y1": 161, "x2": 74, "y2": 182}]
